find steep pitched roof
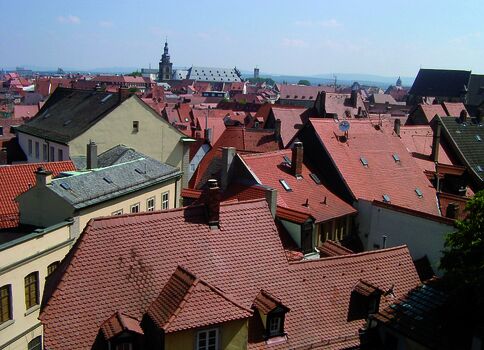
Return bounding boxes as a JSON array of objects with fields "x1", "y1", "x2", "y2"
[
  {"x1": 417, "y1": 104, "x2": 447, "y2": 123},
  {"x1": 240, "y1": 149, "x2": 357, "y2": 223},
  {"x1": 100, "y1": 312, "x2": 143, "y2": 340},
  {"x1": 467, "y1": 74, "x2": 484, "y2": 106},
  {"x1": 40, "y1": 198, "x2": 420, "y2": 350},
  {"x1": 442, "y1": 102, "x2": 468, "y2": 117},
  {"x1": 409, "y1": 69, "x2": 471, "y2": 97},
  {"x1": 276, "y1": 84, "x2": 335, "y2": 101},
  {"x1": 310, "y1": 119, "x2": 440, "y2": 215},
  {"x1": 0, "y1": 161, "x2": 76, "y2": 228},
  {"x1": 271, "y1": 107, "x2": 308, "y2": 147},
  {"x1": 146, "y1": 266, "x2": 252, "y2": 333}
]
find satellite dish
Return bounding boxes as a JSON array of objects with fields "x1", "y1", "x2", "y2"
[{"x1": 339, "y1": 120, "x2": 350, "y2": 132}]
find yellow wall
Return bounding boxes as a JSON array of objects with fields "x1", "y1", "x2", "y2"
[
  {"x1": 165, "y1": 319, "x2": 248, "y2": 350},
  {"x1": 0, "y1": 223, "x2": 73, "y2": 350},
  {"x1": 70, "y1": 96, "x2": 185, "y2": 168}
]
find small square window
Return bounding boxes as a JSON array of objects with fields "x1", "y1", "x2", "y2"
[
  {"x1": 269, "y1": 316, "x2": 282, "y2": 336},
  {"x1": 162, "y1": 192, "x2": 169, "y2": 210},
  {"x1": 360, "y1": 157, "x2": 369, "y2": 167},
  {"x1": 147, "y1": 197, "x2": 155, "y2": 211},
  {"x1": 133, "y1": 121, "x2": 139, "y2": 132},
  {"x1": 130, "y1": 203, "x2": 140, "y2": 213},
  {"x1": 112, "y1": 209, "x2": 123, "y2": 216},
  {"x1": 47, "y1": 261, "x2": 60, "y2": 277},
  {"x1": 28, "y1": 139, "x2": 32, "y2": 155}
]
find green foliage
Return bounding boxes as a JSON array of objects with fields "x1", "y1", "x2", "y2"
[
  {"x1": 129, "y1": 70, "x2": 142, "y2": 77},
  {"x1": 440, "y1": 190, "x2": 484, "y2": 293},
  {"x1": 298, "y1": 79, "x2": 311, "y2": 86},
  {"x1": 248, "y1": 77, "x2": 275, "y2": 86},
  {"x1": 128, "y1": 87, "x2": 139, "y2": 93}
]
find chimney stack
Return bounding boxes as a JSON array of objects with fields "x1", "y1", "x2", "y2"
[
  {"x1": 86, "y1": 141, "x2": 98, "y2": 169},
  {"x1": 204, "y1": 128, "x2": 213, "y2": 144},
  {"x1": 118, "y1": 87, "x2": 131, "y2": 103},
  {"x1": 221, "y1": 147, "x2": 236, "y2": 191},
  {"x1": 291, "y1": 142, "x2": 303, "y2": 177},
  {"x1": 35, "y1": 167, "x2": 53, "y2": 186},
  {"x1": 265, "y1": 188, "x2": 277, "y2": 219},
  {"x1": 459, "y1": 109, "x2": 468, "y2": 123},
  {"x1": 431, "y1": 122, "x2": 441, "y2": 163},
  {"x1": 394, "y1": 119, "x2": 401, "y2": 137},
  {"x1": 274, "y1": 119, "x2": 281, "y2": 140},
  {"x1": 206, "y1": 179, "x2": 221, "y2": 228},
  {"x1": 350, "y1": 90, "x2": 358, "y2": 108}
]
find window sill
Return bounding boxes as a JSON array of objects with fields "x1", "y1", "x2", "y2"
[
  {"x1": 0, "y1": 319, "x2": 15, "y2": 332},
  {"x1": 24, "y1": 305, "x2": 40, "y2": 317}
]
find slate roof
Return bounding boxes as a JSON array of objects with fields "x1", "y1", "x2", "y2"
[
  {"x1": 16, "y1": 87, "x2": 122, "y2": 144},
  {"x1": 409, "y1": 69, "x2": 471, "y2": 97},
  {"x1": 438, "y1": 116, "x2": 484, "y2": 186},
  {"x1": 40, "y1": 199, "x2": 420, "y2": 350},
  {"x1": 72, "y1": 145, "x2": 149, "y2": 170},
  {"x1": 0, "y1": 161, "x2": 76, "y2": 229},
  {"x1": 467, "y1": 74, "x2": 484, "y2": 106},
  {"x1": 310, "y1": 119, "x2": 440, "y2": 215},
  {"x1": 46, "y1": 157, "x2": 181, "y2": 209},
  {"x1": 187, "y1": 66, "x2": 241, "y2": 83},
  {"x1": 240, "y1": 150, "x2": 357, "y2": 223}
]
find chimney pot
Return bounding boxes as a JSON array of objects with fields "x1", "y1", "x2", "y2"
[
  {"x1": 291, "y1": 142, "x2": 303, "y2": 178},
  {"x1": 35, "y1": 167, "x2": 53, "y2": 186},
  {"x1": 394, "y1": 119, "x2": 401, "y2": 136},
  {"x1": 86, "y1": 141, "x2": 98, "y2": 169},
  {"x1": 206, "y1": 179, "x2": 220, "y2": 228},
  {"x1": 274, "y1": 119, "x2": 281, "y2": 140}
]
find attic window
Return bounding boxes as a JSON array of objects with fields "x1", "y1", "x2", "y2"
[
  {"x1": 101, "y1": 94, "x2": 113, "y2": 103},
  {"x1": 415, "y1": 188, "x2": 423, "y2": 198},
  {"x1": 279, "y1": 179, "x2": 292, "y2": 192},
  {"x1": 360, "y1": 157, "x2": 369, "y2": 167},
  {"x1": 309, "y1": 96, "x2": 313, "y2": 99},
  {"x1": 103, "y1": 176, "x2": 113, "y2": 184},
  {"x1": 132, "y1": 121, "x2": 139, "y2": 132},
  {"x1": 283, "y1": 155, "x2": 292, "y2": 166},
  {"x1": 476, "y1": 135, "x2": 482, "y2": 142},
  {"x1": 392, "y1": 153, "x2": 400, "y2": 162},
  {"x1": 382, "y1": 194, "x2": 391, "y2": 203},
  {"x1": 309, "y1": 173, "x2": 321, "y2": 184},
  {"x1": 60, "y1": 182, "x2": 71, "y2": 190}
]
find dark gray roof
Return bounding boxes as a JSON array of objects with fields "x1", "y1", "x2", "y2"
[
  {"x1": 70, "y1": 145, "x2": 148, "y2": 170},
  {"x1": 187, "y1": 66, "x2": 241, "y2": 83},
  {"x1": 409, "y1": 69, "x2": 471, "y2": 97},
  {"x1": 16, "y1": 88, "x2": 121, "y2": 144},
  {"x1": 467, "y1": 74, "x2": 484, "y2": 107},
  {"x1": 438, "y1": 116, "x2": 484, "y2": 186},
  {"x1": 49, "y1": 157, "x2": 181, "y2": 209}
]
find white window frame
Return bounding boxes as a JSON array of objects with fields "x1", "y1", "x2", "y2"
[
  {"x1": 196, "y1": 328, "x2": 219, "y2": 350},
  {"x1": 112, "y1": 209, "x2": 123, "y2": 216},
  {"x1": 130, "y1": 203, "x2": 140, "y2": 213},
  {"x1": 269, "y1": 316, "x2": 281, "y2": 336},
  {"x1": 162, "y1": 191, "x2": 169, "y2": 210},
  {"x1": 147, "y1": 197, "x2": 155, "y2": 211}
]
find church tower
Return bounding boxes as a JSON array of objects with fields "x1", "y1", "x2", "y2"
[
  {"x1": 158, "y1": 40, "x2": 173, "y2": 81},
  {"x1": 396, "y1": 76, "x2": 402, "y2": 87}
]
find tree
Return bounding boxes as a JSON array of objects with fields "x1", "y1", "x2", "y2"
[
  {"x1": 129, "y1": 70, "x2": 142, "y2": 77},
  {"x1": 440, "y1": 190, "x2": 484, "y2": 286},
  {"x1": 298, "y1": 79, "x2": 311, "y2": 86},
  {"x1": 247, "y1": 77, "x2": 275, "y2": 86}
]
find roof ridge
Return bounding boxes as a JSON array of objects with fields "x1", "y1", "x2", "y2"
[
  {"x1": 162, "y1": 276, "x2": 199, "y2": 331},
  {"x1": 241, "y1": 149, "x2": 290, "y2": 159}
]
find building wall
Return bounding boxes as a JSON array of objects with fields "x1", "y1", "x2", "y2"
[
  {"x1": 357, "y1": 200, "x2": 453, "y2": 275},
  {"x1": 188, "y1": 144, "x2": 210, "y2": 182},
  {"x1": 17, "y1": 132, "x2": 69, "y2": 163},
  {"x1": 0, "y1": 223, "x2": 73, "y2": 350},
  {"x1": 164, "y1": 319, "x2": 248, "y2": 350},
  {"x1": 70, "y1": 96, "x2": 185, "y2": 168}
]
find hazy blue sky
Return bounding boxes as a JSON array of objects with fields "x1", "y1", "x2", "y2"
[{"x1": 1, "y1": 0, "x2": 483, "y2": 77}]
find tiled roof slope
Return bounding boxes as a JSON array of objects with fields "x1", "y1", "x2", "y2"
[
  {"x1": 100, "y1": 312, "x2": 143, "y2": 339},
  {"x1": 40, "y1": 199, "x2": 420, "y2": 350},
  {"x1": 271, "y1": 107, "x2": 308, "y2": 147},
  {"x1": 310, "y1": 119, "x2": 440, "y2": 215},
  {"x1": 0, "y1": 161, "x2": 76, "y2": 228},
  {"x1": 16, "y1": 87, "x2": 121, "y2": 143},
  {"x1": 146, "y1": 266, "x2": 252, "y2": 333},
  {"x1": 46, "y1": 157, "x2": 181, "y2": 209},
  {"x1": 409, "y1": 69, "x2": 471, "y2": 97},
  {"x1": 240, "y1": 149, "x2": 356, "y2": 223},
  {"x1": 417, "y1": 104, "x2": 447, "y2": 123},
  {"x1": 441, "y1": 102, "x2": 468, "y2": 117},
  {"x1": 72, "y1": 145, "x2": 149, "y2": 170},
  {"x1": 438, "y1": 116, "x2": 484, "y2": 186},
  {"x1": 276, "y1": 84, "x2": 335, "y2": 101}
]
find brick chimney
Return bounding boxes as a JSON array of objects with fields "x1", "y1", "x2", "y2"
[
  {"x1": 291, "y1": 142, "x2": 303, "y2": 177},
  {"x1": 118, "y1": 87, "x2": 131, "y2": 103},
  {"x1": 350, "y1": 90, "x2": 358, "y2": 108},
  {"x1": 394, "y1": 119, "x2": 401, "y2": 137},
  {"x1": 274, "y1": 119, "x2": 281, "y2": 140},
  {"x1": 221, "y1": 147, "x2": 236, "y2": 191},
  {"x1": 459, "y1": 109, "x2": 467, "y2": 123},
  {"x1": 431, "y1": 122, "x2": 441, "y2": 163},
  {"x1": 35, "y1": 167, "x2": 53, "y2": 186},
  {"x1": 206, "y1": 179, "x2": 221, "y2": 228},
  {"x1": 86, "y1": 141, "x2": 98, "y2": 169}
]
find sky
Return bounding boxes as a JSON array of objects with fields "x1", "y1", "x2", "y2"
[{"x1": 1, "y1": 0, "x2": 484, "y2": 77}]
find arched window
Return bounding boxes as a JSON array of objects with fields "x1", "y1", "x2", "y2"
[{"x1": 28, "y1": 336, "x2": 42, "y2": 350}]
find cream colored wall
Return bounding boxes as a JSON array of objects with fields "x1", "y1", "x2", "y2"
[
  {"x1": 77, "y1": 180, "x2": 177, "y2": 232},
  {"x1": 0, "y1": 224, "x2": 73, "y2": 350},
  {"x1": 70, "y1": 96, "x2": 185, "y2": 168},
  {"x1": 164, "y1": 319, "x2": 248, "y2": 350}
]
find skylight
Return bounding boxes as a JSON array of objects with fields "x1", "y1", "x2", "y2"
[
  {"x1": 415, "y1": 188, "x2": 423, "y2": 198},
  {"x1": 60, "y1": 182, "x2": 71, "y2": 190},
  {"x1": 103, "y1": 176, "x2": 113, "y2": 184},
  {"x1": 135, "y1": 168, "x2": 146, "y2": 175},
  {"x1": 283, "y1": 155, "x2": 292, "y2": 166},
  {"x1": 101, "y1": 94, "x2": 113, "y2": 103},
  {"x1": 279, "y1": 179, "x2": 292, "y2": 192},
  {"x1": 360, "y1": 157, "x2": 369, "y2": 167},
  {"x1": 392, "y1": 153, "x2": 400, "y2": 162},
  {"x1": 309, "y1": 173, "x2": 321, "y2": 184},
  {"x1": 476, "y1": 135, "x2": 482, "y2": 142},
  {"x1": 382, "y1": 194, "x2": 391, "y2": 203}
]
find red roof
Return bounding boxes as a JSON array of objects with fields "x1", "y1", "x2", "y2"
[
  {"x1": 0, "y1": 161, "x2": 76, "y2": 228},
  {"x1": 100, "y1": 312, "x2": 143, "y2": 340},
  {"x1": 13, "y1": 105, "x2": 39, "y2": 119},
  {"x1": 318, "y1": 240, "x2": 354, "y2": 257},
  {"x1": 276, "y1": 84, "x2": 335, "y2": 101},
  {"x1": 441, "y1": 102, "x2": 468, "y2": 117},
  {"x1": 40, "y1": 199, "x2": 420, "y2": 349},
  {"x1": 310, "y1": 119, "x2": 440, "y2": 215},
  {"x1": 323, "y1": 92, "x2": 367, "y2": 118},
  {"x1": 271, "y1": 107, "x2": 308, "y2": 147},
  {"x1": 417, "y1": 104, "x2": 447, "y2": 124},
  {"x1": 240, "y1": 150, "x2": 357, "y2": 223}
]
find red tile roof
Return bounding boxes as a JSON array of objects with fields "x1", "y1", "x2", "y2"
[
  {"x1": 253, "y1": 289, "x2": 289, "y2": 314},
  {"x1": 417, "y1": 104, "x2": 447, "y2": 123},
  {"x1": 100, "y1": 312, "x2": 143, "y2": 340},
  {"x1": 270, "y1": 107, "x2": 308, "y2": 147},
  {"x1": 323, "y1": 92, "x2": 367, "y2": 118},
  {"x1": 240, "y1": 149, "x2": 357, "y2": 223},
  {"x1": 441, "y1": 102, "x2": 468, "y2": 117},
  {"x1": 0, "y1": 161, "x2": 76, "y2": 228},
  {"x1": 310, "y1": 119, "x2": 440, "y2": 215},
  {"x1": 146, "y1": 266, "x2": 253, "y2": 333},
  {"x1": 13, "y1": 105, "x2": 39, "y2": 119},
  {"x1": 40, "y1": 199, "x2": 420, "y2": 350},
  {"x1": 276, "y1": 84, "x2": 335, "y2": 101},
  {"x1": 318, "y1": 240, "x2": 354, "y2": 257}
]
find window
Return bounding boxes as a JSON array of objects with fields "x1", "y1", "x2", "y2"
[
  {"x1": 28, "y1": 336, "x2": 42, "y2": 350},
  {"x1": 196, "y1": 328, "x2": 218, "y2": 350},
  {"x1": 133, "y1": 121, "x2": 139, "y2": 132},
  {"x1": 24, "y1": 272, "x2": 39, "y2": 310},
  {"x1": 50, "y1": 146, "x2": 55, "y2": 161},
  {"x1": 415, "y1": 188, "x2": 423, "y2": 198},
  {"x1": 35, "y1": 142, "x2": 39, "y2": 159},
  {"x1": 269, "y1": 316, "x2": 282, "y2": 336},
  {"x1": 162, "y1": 192, "x2": 169, "y2": 210},
  {"x1": 279, "y1": 179, "x2": 292, "y2": 192},
  {"x1": 43, "y1": 144, "x2": 48, "y2": 161},
  {"x1": 58, "y1": 149, "x2": 63, "y2": 161},
  {"x1": 112, "y1": 209, "x2": 123, "y2": 216},
  {"x1": 47, "y1": 261, "x2": 60, "y2": 277},
  {"x1": 28, "y1": 139, "x2": 32, "y2": 155},
  {"x1": 0, "y1": 126, "x2": 3, "y2": 136},
  {"x1": 130, "y1": 203, "x2": 140, "y2": 213},
  {"x1": 0, "y1": 285, "x2": 12, "y2": 324},
  {"x1": 360, "y1": 156, "x2": 368, "y2": 167},
  {"x1": 147, "y1": 197, "x2": 155, "y2": 211},
  {"x1": 382, "y1": 194, "x2": 391, "y2": 203}
]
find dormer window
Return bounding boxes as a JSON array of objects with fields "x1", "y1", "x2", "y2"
[
  {"x1": 347, "y1": 280, "x2": 382, "y2": 321},
  {"x1": 251, "y1": 290, "x2": 289, "y2": 342}
]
